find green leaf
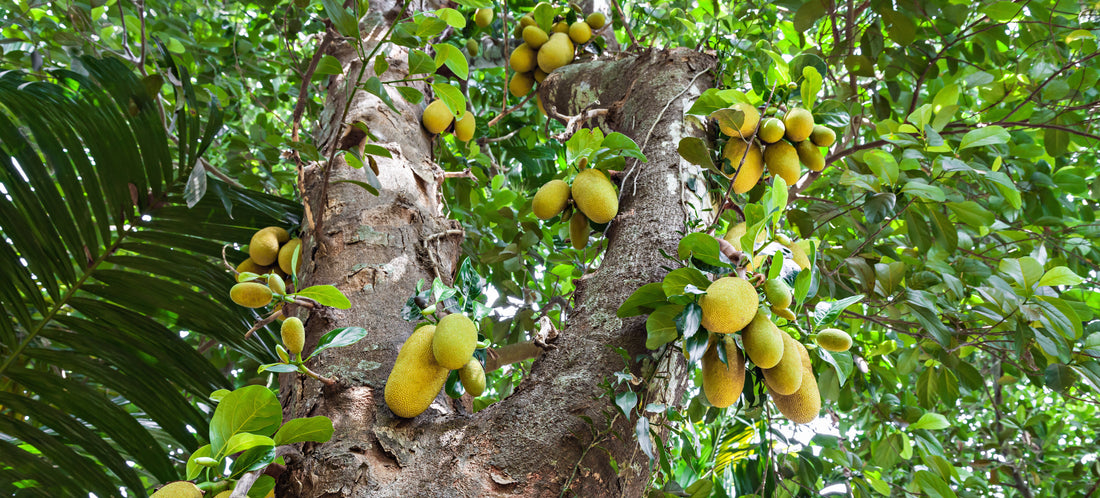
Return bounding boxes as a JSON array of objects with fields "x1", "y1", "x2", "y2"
[
  {"x1": 295, "y1": 285, "x2": 352, "y2": 309},
  {"x1": 247, "y1": 475, "x2": 277, "y2": 498},
  {"x1": 397, "y1": 86, "x2": 424, "y2": 104},
  {"x1": 274, "y1": 416, "x2": 335, "y2": 446},
  {"x1": 315, "y1": 54, "x2": 344, "y2": 75},
  {"x1": 662, "y1": 267, "x2": 711, "y2": 298},
  {"x1": 812, "y1": 294, "x2": 864, "y2": 328},
  {"x1": 635, "y1": 417, "x2": 655, "y2": 462},
  {"x1": 909, "y1": 412, "x2": 950, "y2": 431},
  {"x1": 228, "y1": 444, "x2": 276, "y2": 479},
  {"x1": 258, "y1": 363, "x2": 300, "y2": 373},
  {"x1": 677, "y1": 137, "x2": 716, "y2": 171},
  {"x1": 321, "y1": 0, "x2": 359, "y2": 37},
  {"x1": 914, "y1": 469, "x2": 958, "y2": 498},
  {"x1": 800, "y1": 66, "x2": 822, "y2": 109},
  {"x1": 618, "y1": 282, "x2": 668, "y2": 318},
  {"x1": 210, "y1": 386, "x2": 282, "y2": 459},
  {"x1": 615, "y1": 390, "x2": 638, "y2": 418},
  {"x1": 408, "y1": 50, "x2": 436, "y2": 75},
  {"x1": 646, "y1": 304, "x2": 684, "y2": 349},
  {"x1": 224, "y1": 433, "x2": 276, "y2": 456},
  {"x1": 433, "y1": 43, "x2": 469, "y2": 81},
  {"x1": 431, "y1": 82, "x2": 466, "y2": 118},
  {"x1": 310, "y1": 326, "x2": 370, "y2": 360},
  {"x1": 435, "y1": 8, "x2": 466, "y2": 28},
  {"x1": 185, "y1": 444, "x2": 212, "y2": 480},
  {"x1": 902, "y1": 179, "x2": 946, "y2": 202},
  {"x1": 1044, "y1": 364, "x2": 1079, "y2": 394},
  {"x1": 946, "y1": 201, "x2": 994, "y2": 228},
  {"x1": 1036, "y1": 266, "x2": 1084, "y2": 287},
  {"x1": 958, "y1": 125, "x2": 1010, "y2": 150},
  {"x1": 882, "y1": 9, "x2": 915, "y2": 45}
]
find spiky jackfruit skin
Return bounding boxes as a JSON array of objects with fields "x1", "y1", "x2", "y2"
[
  {"x1": 459, "y1": 358, "x2": 486, "y2": 396},
  {"x1": 699, "y1": 277, "x2": 758, "y2": 334},
  {"x1": 570, "y1": 212, "x2": 589, "y2": 250},
  {"x1": 533, "y1": 180, "x2": 571, "y2": 220},
  {"x1": 816, "y1": 328, "x2": 853, "y2": 352},
  {"x1": 810, "y1": 125, "x2": 836, "y2": 147},
  {"x1": 432, "y1": 314, "x2": 478, "y2": 369},
  {"x1": 278, "y1": 238, "x2": 302, "y2": 276},
  {"x1": 509, "y1": 43, "x2": 537, "y2": 73},
  {"x1": 571, "y1": 169, "x2": 618, "y2": 224},
  {"x1": 150, "y1": 481, "x2": 203, "y2": 498},
  {"x1": 422, "y1": 99, "x2": 454, "y2": 134},
  {"x1": 722, "y1": 138, "x2": 764, "y2": 194},
  {"x1": 762, "y1": 332, "x2": 804, "y2": 395},
  {"x1": 385, "y1": 325, "x2": 449, "y2": 418},
  {"x1": 783, "y1": 107, "x2": 814, "y2": 142},
  {"x1": 764, "y1": 278, "x2": 793, "y2": 310},
  {"x1": 454, "y1": 111, "x2": 476, "y2": 142},
  {"x1": 249, "y1": 228, "x2": 281, "y2": 266},
  {"x1": 230, "y1": 282, "x2": 273, "y2": 308},
  {"x1": 281, "y1": 317, "x2": 305, "y2": 356},
  {"x1": 742, "y1": 312, "x2": 785, "y2": 369},
  {"x1": 770, "y1": 342, "x2": 820, "y2": 424},
  {"x1": 764, "y1": 140, "x2": 801, "y2": 186},
  {"x1": 702, "y1": 335, "x2": 745, "y2": 408},
  {"x1": 758, "y1": 117, "x2": 785, "y2": 144}
]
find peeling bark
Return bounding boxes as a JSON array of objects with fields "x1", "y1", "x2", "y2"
[{"x1": 281, "y1": 4, "x2": 715, "y2": 495}]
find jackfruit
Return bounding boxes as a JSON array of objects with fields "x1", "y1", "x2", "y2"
[
  {"x1": 236, "y1": 258, "x2": 271, "y2": 282},
  {"x1": 761, "y1": 332, "x2": 804, "y2": 395},
  {"x1": 758, "y1": 117, "x2": 786, "y2": 144},
  {"x1": 534, "y1": 68, "x2": 548, "y2": 84},
  {"x1": 763, "y1": 140, "x2": 801, "y2": 186},
  {"x1": 278, "y1": 238, "x2": 302, "y2": 276},
  {"x1": 810, "y1": 125, "x2": 836, "y2": 147},
  {"x1": 722, "y1": 222, "x2": 766, "y2": 253},
  {"x1": 454, "y1": 111, "x2": 476, "y2": 142},
  {"x1": 742, "y1": 312, "x2": 784, "y2": 368},
  {"x1": 702, "y1": 335, "x2": 745, "y2": 408},
  {"x1": 722, "y1": 138, "x2": 764, "y2": 194},
  {"x1": 816, "y1": 328, "x2": 852, "y2": 352},
  {"x1": 267, "y1": 273, "x2": 287, "y2": 295},
  {"x1": 459, "y1": 358, "x2": 486, "y2": 396},
  {"x1": 586, "y1": 12, "x2": 607, "y2": 29},
  {"x1": 474, "y1": 8, "x2": 493, "y2": 28},
  {"x1": 771, "y1": 306, "x2": 797, "y2": 321},
  {"x1": 249, "y1": 228, "x2": 282, "y2": 266},
  {"x1": 570, "y1": 211, "x2": 589, "y2": 250},
  {"x1": 509, "y1": 43, "x2": 537, "y2": 73},
  {"x1": 214, "y1": 492, "x2": 232, "y2": 498},
  {"x1": 385, "y1": 325, "x2": 449, "y2": 418},
  {"x1": 508, "y1": 71, "x2": 535, "y2": 97},
  {"x1": 551, "y1": 21, "x2": 569, "y2": 33},
  {"x1": 523, "y1": 25, "x2": 549, "y2": 49},
  {"x1": 719, "y1": 102, "x2": 760, "y2": 139},
  {"x1": 783, "y1": 107, "x2": 814, "y2": 142},
  {"x1": 537, "y1": 33, "x2": 574, "y2": 73},
  {"x1": 770, "y1": 344, "x2": 820, "y2": 424},
  {"x1": 466, "y1": 39, "x2": 479, "y2": 56},
  {"x1": 571, "y1": 169, "x2": 618, "y2": 224},
  {"x1": 532, "y1": 179, "x2": 571, "y2": 220},
  {"x1": 699, "y1": 277, "x2": 758, "y2": 334},
  {"x1": 422, "y1": 99, "x2": 454, "y2": 134},
  {"x1": 281, "y1": 317, "x2": 305, "y2": 356},
  {"x1": 785, "y1": 239, "x2": 811, "y2": 270},
  {"x1": 230, "y1": 282, "x2": 274, "y2": 308},
  {"x1": 150, "y1": 481, "x2": 202, "y2": 498},
  {"x1": 568, "y1": 21, "x2": 592, "y2": 44},
  {"x1": 764, "y1": 278, "x2": 793, "y2": 310},
  {"x1": 795, "y1": 140, "x2": 825, "y2": 172},
  {"x1": 432, "y1": 313, "x2": 478, "y2": 369}
]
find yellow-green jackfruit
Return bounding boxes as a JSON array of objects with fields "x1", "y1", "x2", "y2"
[
  {"x1": 764, "y1": 140, "x2": 801, "y2": 186},
  {"x1": 281, "y1": 317, "x2": 305, "y2": 356},
  {"x1": 816, "y1": 328, "x2": 853, "y2": 352},
  {"x1": 459, "y1": 358, "x2": 486, "y2": 396},
  {"x1": 764, "y1": 278, "x2": 793, "y2": 310},
  {"x1": 770, "y1": 343, "x2": 820, "y2": 424},
  {"x1": 230, "y1": 282, "x2": 273, "y2": 308},
  {"x1": 570, "y1": 211, "x2": 589, "y2": 250},
  {"x1": 385, "y1": 325, "x2": 449, "y2": 418},
  {"x1": 783, "y1": 107, "x2": 814, "y2": 142},
  {"x1": 532, "y1": 179, "x2": 571, "y2": 220},
  {"x1": 571, "y1": 169, "x2": 618, "y2": 224},
  {"x1": 278, "y1": 238, "x2": 302, "y2": 276},
  {"x1": 422, "y1": 99, "x2": 454, "y2": 134},
  {"x1": 249, "y1": 228, "x2": 282, "y2": 266},
  {"x1": 761, "y1": 332, "x2": 803, "y2": 395},
  {"x1": 722, "y1": 138, "x2": 764, "y2": 194},
  {"x1": 150, "y1": 481, "x2": 202, "y2": 498},
  {"x1": 758, "y1": 117, "x2": 786, "y2": 144},
  {"x1": 699, "y1": 277, "x2": 758, "y2": 334},
  {"x1": 432, "y1": 314, "x2": 478, "y2": 370},
  {"x1": 742, "y1": 312, "x2": 784, "y2": 369},
  {"x1": 702, "y1": 335, "x2": 745, "y2": 408}
]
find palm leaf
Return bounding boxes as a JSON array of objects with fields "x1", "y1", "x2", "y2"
[{"x1": 0, "y1": 54, "x2": 300, "y2": 496}]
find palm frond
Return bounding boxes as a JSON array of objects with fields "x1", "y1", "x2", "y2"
[{"x1": 0, "y1": 54, "x2": 300, "y2": 496}]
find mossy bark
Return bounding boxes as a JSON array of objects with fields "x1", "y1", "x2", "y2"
[{"x1": 281, "y1": 3, "x2": 715, "y2": 495}]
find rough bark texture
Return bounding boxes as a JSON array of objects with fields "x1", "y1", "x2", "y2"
[{"x1": 281, "y1": 4, "x2": 715, "y2": 495}]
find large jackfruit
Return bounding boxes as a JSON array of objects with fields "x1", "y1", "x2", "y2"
[
  {"x1": 741, "y1": 312, "x2": 784, "y2": 369},
  {"x1": 249, "y1": 227, "x2": 282, "y2": 266},
  {"x1": 816, "y1": 328, "x2": 853, "y2": 352},
  {"x1": 385, "y1": 325, "x2": 449, "y2": 418},
  {"x1": 699, "y1": 277, "x2": 758, "y2": 334},
  {"x1": 279, "y1": 238, "x2": 302, "y2": 276},
  {"x1": 722, "y1": 138, "x2": 764, "y2": 194},
  {"x1": 763, "y1": 140, "x2": 801, "y2": 186},
  {"x1": 717, "y1": 102, "x2": 760, "y2": 139},
  {"x1": 532, "y1": 179, "x2": 571, "y2": 220},
  {"x1": 783, "y1": 107, "x2": 814, "y2": 142},
  {"x1": 702, "y1": 335, "x2": 745, "y2": 408},
  {"x1": 422, "y1": 99, "x2": 454, "y2": 135},
  {"x1": 571, "y1": 169, "x2": 618, "y2": 224},
  {"x1": 432, "y1": 313, "x2": 478, "y2": 369},
  {"x1": 230, "y1": 282, "x2": 273, "y2": 308},
  {"x1": 537, "y1": 32, "x2": 574, "y2": 73},
  {"x1": 770, "y1": 342, "x2": 821, "y2": 424},
  {"x1": 509, "y1": 43, "x2": 537, "y2": 73},
  {"x1": 761, "y1": 332, "x2": 803, "y2": 395}
]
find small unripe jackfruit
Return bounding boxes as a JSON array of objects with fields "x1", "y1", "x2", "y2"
[
  {"x1": 532, "y1": 180, "x2": 570, "y2": 220},
  {"x1": 281, "y1": 317, "x2": 305, "y2": 356},
  {"x1": 586, "y1": 12, "x2": 607, "y2": 29},
  {"x1": 702, "y1": 335, "x2": 745, "y2": 408},
  {"x1": 816, "y1": 328, "x2": 853, "y2": 352},
  {"x1": 764, "y1": 278, "x2": 793, "y2": 310},
  {"x1": 151, "y1": 481, "x2": 203, "y2": 498},
  {"x1": 454, "y1": 111, "x2": 476, "y2": 142},
  {"x1": 570, "y1": 211, "x2": 589, "y2": 250},
  {"x1": 758, "y1": 117, "x2": 786, "y2": 144},
  {"x1": 783, "y1": 107, "x2": 814, "y2": 142},
  {"x1": 466, "y1": 39, "x2": 479, "y2": 56},
  {"x1": 474, "y1": 8, "x2": 493, "y2": 28},
  {"x1": 742, "y1": 312, "x2": 785, "y2": 369},
  {"x1": 432, "y1": 314, "x2": 478, "y2": 369},
  {"x1": 278, "y1": 238, "x2": 302, "y2": 276},
  {"x1": 722, "y1": 138, "x2": 764, "y2": 194},
  {"x1": 422, "y1": 99, "x2": 454, "y2": 134},
  {"x1": 810, "y1": 125, "x2": 836, "y2": 147},
  {"x1": 459, "y1": 358, "x2": 486, "y2": 396},
  {"x1": 699, "y1": 277, "x2": 759, "y2": 334},
  {"x1": 568, "y1": 21, "x2": 592, "y2": 44},
  {"x1": 795, "y1": 140, "x2": 825, "y2": 172},
  {"x1": 230, "y1": 282, "x2": 274, "y2": 308},
  {"x1": 571, "y1": 169, "x2": 618, "y2": 224},
  {"x1": 250, "y1": 228, "x2": 281, "y2": 266},
  {"x1": 761, "y1": 333, "x2": 804, "y2": 395},
  {"x1": 385, "y1": 325, "x2": 449, "y2": 418},
  {"x1": 771, "y1": 306, "x2": 797, "y2": 321},
  {"x1": 770, "y1": 344, "x2": 820, "y2": 424},
  {"x1": 509, "y1": 43, "x2": 537, "y2": 73},
  {"x1": 522, "y1": 25, "x2": 549, "y2": 49},
  {"x1": 236, "y1": 258, "x2": 271, "y2": 282},
  {"x1": 267, "y1": 273, "x2": 287, "y2": 295},
  {"x1": 764, "y1": 140, "x2": 801, "y2": 186},
  {"x1": 508, "y1": 71, "x2": 535, "y2": 97}
]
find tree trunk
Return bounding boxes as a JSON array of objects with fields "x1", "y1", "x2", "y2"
[{"x1": 281, "y1": 5, "x2": 715, "y2": 495}]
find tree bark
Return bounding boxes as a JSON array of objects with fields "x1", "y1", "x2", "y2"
[{"x1": 281, "y1": 4, "x2": 715, "y2": 495}]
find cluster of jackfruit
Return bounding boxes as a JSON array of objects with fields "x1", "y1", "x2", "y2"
[
  {"x1": 532, "y1": 167, "x2": 618, "y2": 250},
  {"x1": 384, "y1": 313, "x2": 487, "y2": 418},
  {"x1": 422, "y1": 99, "x2": 477, "y2": 142},
  {"x1": 717, "y1": 103, "x2": 835, "y2": 192},
  {"x1": 507, "y1": 10, "x2": 607, "y2": 100},
  {"x1": 229, "y1": 226, "x2": 301, "y2": 313}
]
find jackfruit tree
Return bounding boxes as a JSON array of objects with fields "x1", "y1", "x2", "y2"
[{"x1": 2, "y1": 0, "x2": 1100, "y2": 496}]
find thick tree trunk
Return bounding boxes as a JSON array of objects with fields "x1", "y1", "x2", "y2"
[{"x1": 281, "y1": 4, "x2": 715, "y2": 495}]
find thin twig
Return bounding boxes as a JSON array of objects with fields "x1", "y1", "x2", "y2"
[{"x1": 486, "y1": 92, "x2": 536, "y2": 127}]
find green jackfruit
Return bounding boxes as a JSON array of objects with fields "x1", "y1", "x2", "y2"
[
  {"x1": 722, "y1": 138, "x2": 764, "y2": 194},
  {"x1": 771, "y1": 306, "x2": 797, "y2": 321},
  {"x1": 742, "y1": 312, "x2": 784, "y2": 369},
  {"x1": 570, "y1": 211, "x2": 589, "y2": 250},
  {"x1": 568, "y1": 21, "x2": 592, "y2": 44},
  {"x1": 150, "y1": 481, "x2": 202, "y2": 498},
  {"x1": 474, "y1": 8, "x2": 493, "y2": 28},
  {"x1": 532, "y1": 179, "x2": 570, "y2": 220},
  {"x1": 810, "y1": 125, "x2": 836, "y2": 147},
  {"x1": 509, "y1": 43, "x2": 537, "y2": 73},
  {"x1": 702, "y1": 335, "x2": 745, "y2": 408},
  {"x1": 816, "y1": 328, "x2": 853, "y2": 352},
  {"x1": 796, "y1": 140, "x2": 825, "y2": 172},
  {"x1": 454, "y1": 111, "x2": 476, "y2": 142},
  {"x1": 267, "y1": 273, "x2": 286, "y2": 295},
  {"x1": 758, "y1": 117, "x2": 786, "y2": 144},
  {"x1": 236, "y1": 258, "x2": 271, "y2": 282},
  {"x1": 699, "y1": 277, "x2": 758, "y2": 334},
  {"x1": 764, "y1": 278, "x2": 793, "y2": 310},
  {"x1": 761, "y1": 332, "x2": 804, "y2": 395},
  {"x1": 432, "y1": 314, "x2": 478, "y2": 369},
  {"x1": 537, "y1": 33, "x2": 574, "y2": 73},
  {"x1": 459, "y1": 358, "x2": 486, "y2": 396},
  {"x1": 508, "y1": 71, "x2": 535, "y2": 97},
  {"x1": 230, "y1": 282, "x2": 273, "y2": 308},
  {"x1": 571, "y1": 169, "x2": 618, "y2": 224},
  {"x1": 783, "y1": 107, "x2": 814, "y2": 142},
  {"x1": 522, "y1": 25, "x2": 549, "y2": 49},
  {"x1": 281, "y1": 317, "x2": 305, "y2": 356},
  {"x1": 586, "y1": 12, "x2": 607, "y2": 29},
  {"x1": 278, "y1": 238, "x2": 302, "y2": 276},
  {"x1": 764, "y1": 140, "x2": 800, "y2": 186},
  {"x1": 717, "y1": 102, "x2": 760, "y2": 139},
  {"x1": 249, "y1": 227, "x2": 282, "y2": 266},
  {"x1": 385, "y1": 325, "x2": 449, "y2": 418},
  {"x1": 770, "y1": 343, "x2": 820, "y2": 424}
]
